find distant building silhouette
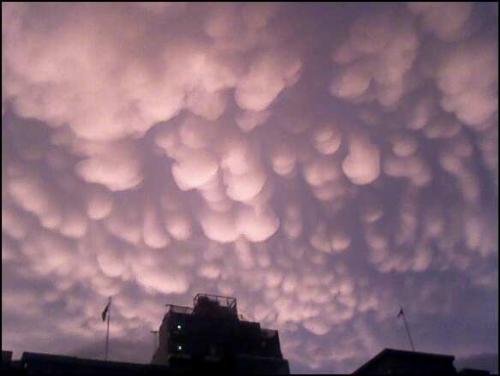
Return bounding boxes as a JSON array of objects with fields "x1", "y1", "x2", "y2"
[
  {"x1": 353, "y1": 348, "x2": 494, "y2": 376},
  {"x1": 2, "y1": 352, "x2": 172, "y2": 376},
  {"x1": 151, "y1": 293, "x2": 290, "y2": 374},
  {"x1": 458, "y1": 369, "x2": 494, "y2": 376}
]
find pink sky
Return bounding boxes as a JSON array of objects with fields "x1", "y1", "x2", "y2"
[{"x1": 2, "y1": 2, "x2": 498, "y2": 373}]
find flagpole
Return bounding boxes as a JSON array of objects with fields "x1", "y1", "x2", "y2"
[
  {"x1": 400, "y1": 308, "x2": 415, "y2": 351},
  {"x1": 105, "y1": 297, "x2": 111, "y2": 361}
]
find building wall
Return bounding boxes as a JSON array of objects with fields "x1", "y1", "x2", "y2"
[{"x1": 151, "y1": 307, "x2": 289, "y2": 374}]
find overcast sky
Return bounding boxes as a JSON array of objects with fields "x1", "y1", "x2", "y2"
[{"x1": 2, "y1": 2, "x2": 498, "y2": 374}]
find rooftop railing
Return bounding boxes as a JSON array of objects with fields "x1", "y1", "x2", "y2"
[
  {"x1": 193, "y1": 293, "x2": 237, "y2": 314},
  {"x1": 165, "y1": 294, "x2": 240, "y2": 317},
  {"x1": 165, "y1": 304, "x2": 193, "y2": 315}
]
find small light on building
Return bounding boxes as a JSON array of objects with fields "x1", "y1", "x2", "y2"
[
  {"x1": 177, "y1": 345, "x2": 183, "y2": 351},
  {"x1": 177, "y1": 324, "x2": 182, "y2": 330}
]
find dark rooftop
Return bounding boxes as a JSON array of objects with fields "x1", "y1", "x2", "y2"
[{"x1": 353, "y1": 348, "x2": 456, "y2": 375}]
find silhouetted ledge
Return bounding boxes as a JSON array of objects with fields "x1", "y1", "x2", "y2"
[{"x1": 3, "y1": 352, "x2": 172, "y2": 376}]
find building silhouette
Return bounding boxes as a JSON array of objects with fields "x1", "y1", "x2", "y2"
[
  {"x1": 354, "y1": 348, "x2": 457, "y2": 375},
  {"x1": 151, "y1": 293, "x2": 290, "y2": 374},
  {"x1": 3, "y1": 352, "x2": 172, "y2": 376},
  {"x1": 354, "y1": 348, "x2": 495, "y2": 376},
  {"x1": 1, "y1": 294, "x2": 496, "y2": 375}
]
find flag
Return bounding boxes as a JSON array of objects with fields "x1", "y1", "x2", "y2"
[
  {"x1": 102, "y1": 298, "x2": 111, "y2": 322},
  {"x1": 397, "y1": 307, "x2": 404, "y2": 318}
]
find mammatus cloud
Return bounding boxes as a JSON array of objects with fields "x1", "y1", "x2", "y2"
[
  {"x1": 342, "y1": 134, "x2": 381, "y2": 185},
  {"x1": 408, "y1": 2, "x2": 474, "y2": 42},
  {"x1": 2, "y1": 2, "x2": 498, "y2": 374}
]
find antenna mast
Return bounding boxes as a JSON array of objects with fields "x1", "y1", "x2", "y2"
[{"x1": 398, "y1": 306, "x2": 415, "y2": 352}]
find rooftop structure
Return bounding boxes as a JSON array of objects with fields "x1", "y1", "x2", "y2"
[
  {"x1": 151, "y1": 293, "x2": 290, "y2": 374},
  {"x1": 354, "y1": 348, "x2": 457, "y2": 375},
  {"x1": 1, "y1": 351, "x2": 172, "y2": 376}
]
